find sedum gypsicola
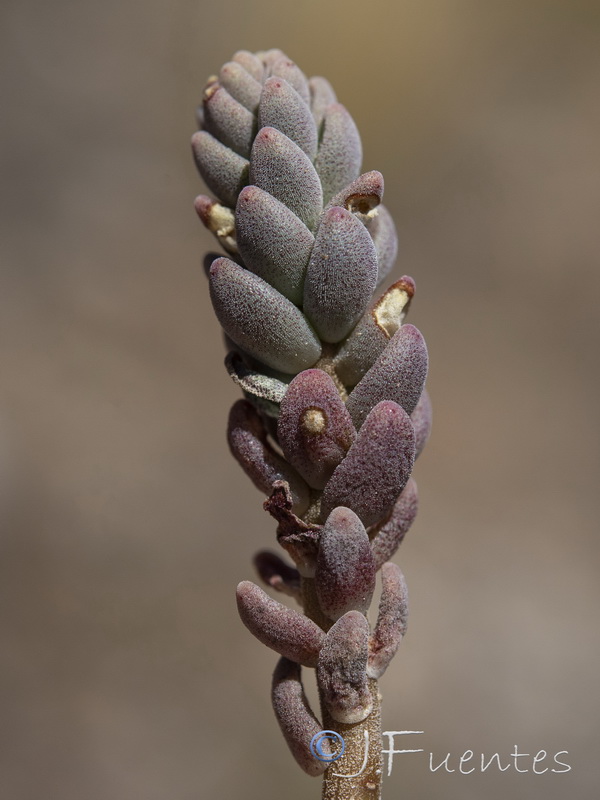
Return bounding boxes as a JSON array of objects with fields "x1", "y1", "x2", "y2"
[{"x1": 192, "y1": 48, "x2": 431, "y2": 800}]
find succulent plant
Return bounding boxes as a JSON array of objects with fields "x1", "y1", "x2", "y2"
[{"x1": 192, "y1": 48, "x2": 431, "y2": 800}]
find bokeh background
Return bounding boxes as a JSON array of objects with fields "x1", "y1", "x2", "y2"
[{"x1": 1, "y1": 1, "x2": 599, "y2": 798}]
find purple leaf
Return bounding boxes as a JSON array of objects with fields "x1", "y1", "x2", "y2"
[
  {"x1": 321, "y1": 401, "x2": 416, "y2": 527},
  {"x1": 254, "y1": 550, "x2": 301, "y2": 601},
  {"x1": 272, "y1": 658, "x2": 328, "y2": 777},
  {"x1": 315, "y1": 507, "x2": 376, "y2": 621},
  {"x1": 411, "y1": 388, "x2": 432, "y2": 458},
  {"x1": 237, "y1": 581, "x2": 325, "y2": 667},
  {"x1": 370, "y1": 479, "x2": 419, "y2": 571},
  {"x1": 317, "y1": 611, "x2": 373, "y2": 724},
  {"x1": 202, "y1": 251, "x2": 224, "y2": 278},
  {"x1": 367, "y1": 563, "x2": 409, "y2": 679},
  {"x1": 371, "y1": 205, "x2": 398, "y2": 284},
  {"x1": 345, "y1": 324, "x2": 428, "y2": 429},
  {"x1": 334, "y1": 277, "x2": 416, "y2": 387},
  {"x1": 227, "y1": 399, "x2": 310, "y2": 514},
  {"x1": 277, "y1": 369, "x2": 356, "y2": 490}
]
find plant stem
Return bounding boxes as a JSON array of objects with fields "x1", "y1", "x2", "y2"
[
  {"x1": 301, "y1": 578, "x2": 383, "y2": 800},
  {"x1": 320, "y1": 680, "x2": 382, "y2": 800}
]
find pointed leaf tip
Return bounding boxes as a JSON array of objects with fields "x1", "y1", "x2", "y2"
[
  {"x1": 250, "y1": 127, "x2": 323, "y2": 230},
  {"x1": 259, "y1": 77, "x2": 318, "y2": 160},
  {"x1": 235, "y1": 186, "x2": 314, "y2": 305}
]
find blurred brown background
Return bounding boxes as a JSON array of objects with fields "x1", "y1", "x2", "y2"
[{"x1": 1, "y1": 1, "x2": 599, "y2": 798}]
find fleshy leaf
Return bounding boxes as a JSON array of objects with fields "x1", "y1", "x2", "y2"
[
  {"x1": 325, "y1": 170, "x2": 384, "y2": 220},
  {"x1": 219, "y1": 61, "x2": 263, "y2": 112},
  {"x1": 254, "y1": 550, "x2": 301, "y2": 600},
  {"x1": 209, "y1": 257, "x2": 322, "y2": 374},
  {"x1": 269, "y1": 56, "x2": 311, "y2": 105},
  {"x1": 235, "y1": 186, "x2": 314, "y2": 305},
  {"x1": 250, "y1": 127, "x2": 323, "y2": 230},
  {"x1": 370, "y1": 479, "x2": 419, "y2": 571},
  {"x1": 321, "y1": 401, "x2": 416, "y2": 527},
  {"x1": 202, "y1": 252, "x2": 223, "y2": 278},
  {"x1": 345, "y1": 324, "x2": 428, "y2": 429},
  {"x1": 277, "y1": 369, "x2": 356, "y2": 489},
  {"x1": 334, "y1": 277, "x2": 416, "y2": 387},
  {"x1": 227, "y1": 399, "x2": 310, "y2": 513},
  {"x1": 259, "y1": 48, "x2": 287, "y2": 71},
  {"x1": 259, "y1": 77, "x2": 318, "y2": 160},
  {"x1": 303, "y1": 206, "x2": 377, "y2": 343},
  {"x1": 272, "y1": 658, "x2": 329, "y2": 777},
  {"x1": 317, "y1": 611, "x2": 372, "y2": 724},
  {"x1": 236, "y1": 581, "x2": 325, "y2": 667},
  {"x1": 203, "y1": 83, "x2": 256, "y2": 158},
  {"x1": 232, "y1": 50, "x2": 265, "y2": 82},
  {"x1": 315, "y1": 507, "x2": 376, "y2": 621},
  {"x1": 411, "y1": 388, "x2": 432, "y2": 458},
  {"x1": 314, "y1": 104, "x2": 362, "y2": 204},
  {"x1": 371, "y1": 205, "x2": 398, "y2": 284},
  {"x1": 367, "y1": 562, "x2": 409, "y2": 679},
  {"x1": 191, "y1": 131, "x2": 249, "y2": 207},
  {"x1": 309, "y1": 76, "x2": 337, "y2": 129}
]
